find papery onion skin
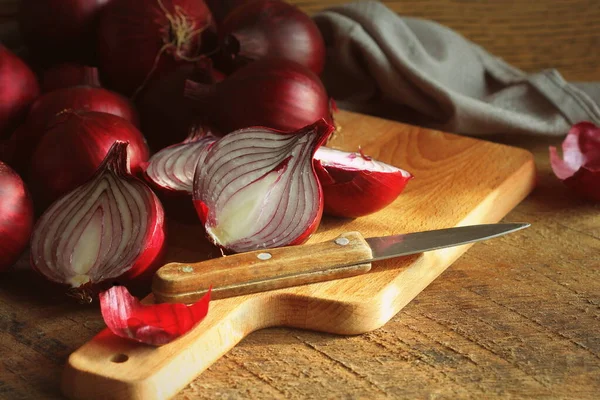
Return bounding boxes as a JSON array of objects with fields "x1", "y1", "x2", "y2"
[
  {"x1": 18, "y1": 0, "x2": 112, "y2": 66},
  {"x1": 41, "y1": 63, "x2": 102, "y2": 93},
  {"x1": 0, "y1": 45, "x2": 39, "y2": 139},
  {"x1": 7, "y1": 87, "x2": 139, "y2": 175},
  {"x1": 186, "y1": 58, "x2": 332, "y2": 135},
  {"x1": 98, "y1": 0, "x2": 217, "y2": 97},
  {"x1": 137, "y1": 61, "x2": 223, "y2": 151},
  {"x1": 30, "y1": 142, "x2": 166, "y2": 301},
  {"x1": 550, "y1": 121, "x2": 600, "y2": 201},
  {"x1": 218, "y1": 0, "x2": 325, "y2": 75},
  {"x1": 29, "y1": 111, "x2": 149, "y2": 205},
  {"x1": 100, "y1": 285, "x2": 211, "y2": 346},
  {"x1": 314, "y1": 147, "x2": 413, "y2": 218},
  {"x1": 193, "y1": 119, "x2": 334, "y2": 253},
  {"x1": 0, "y1": 162, "x2": 33, "y2": 271}
]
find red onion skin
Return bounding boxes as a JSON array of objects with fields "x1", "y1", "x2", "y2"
[
  {"x1": 6, "y1": 86, "x2": 139, "y2": 175},
  {"x1": 0, "y1": 162, "x2": 33, "y2": 271},
  {"x1": 18, "y1": 0, "x2": 112, "y2": 66},
  {"x1": 314, "y1": 154, "x2": 413, "y2": 218},
  {"x1": 29, "y1": 111, "x2": 149, "y2": 205},
  {"x1": 41, "y1": 63, "x2": 102, "y2": 93},
  {"x1": 98, "y1": 0, "x2": 217, "y2": 96},
  {"x1": 218, "y1": 0, "x2": 325, "y2": 75},
  {"x1": 30, "y1": 142, "x2": 166, "y2": 299},
  {"x1": 137, "y1": 62, "x2": 223, "y2": 151},
  {"x1": 186, "y1": 58, "x2": 332, "y2": 135},
  {"x1": 0, "y1": 45, "x2": 39, "y2": 139},
  {"x1": 204, "y1": 0, "x2": 261, "y2": 27}
]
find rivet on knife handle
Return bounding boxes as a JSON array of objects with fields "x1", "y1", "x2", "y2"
[{"x1": 152, "y1": 231, "x2": 373, "y2": 303}]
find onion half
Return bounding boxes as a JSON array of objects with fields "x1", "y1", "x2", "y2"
[
  {"x1": 29, "y1": 111, "x2": 149, "y2": 205},
  {"x1": 193, "y1": 119, "x2": 334, "y2": 253},
  {"x1": 314, "y1": 147, "x2": 413, "y2": 218},
  {"x1": 550, "y1": 121, "x2": 600, "y2": 201},
  {"x1": 186, "y1": 58, "x2": 332, "y2": 135},
  {"x1": 98, "y1": 0, "x2": 217, "y2": 96},
  {"x1": 30, "y1": 142, "x2": 166, "y2": 302},
  {"x1": 0, "y1": 162, "x2": 33, "y2": 271}
]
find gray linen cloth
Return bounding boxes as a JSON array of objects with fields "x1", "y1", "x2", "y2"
[{"x1": 313, "y1": 1, "x2": 600, "y2": 136}]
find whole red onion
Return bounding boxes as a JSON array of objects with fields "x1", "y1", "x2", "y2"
[
  {"x1": 204, "y1": 0, "x2": 261, "y2": 27},
  {"x1": 7, "y1": 86, "x2": 138, "y2": 175},
  {"x1": 29, "y1": 111, "x2": 149, "y2": 205},
  {"x1": 98, "y1": 0, "x2": 217, "y2": 97},
  {"x1": 0, "y1": 45, "x2": 39, "y2": 139},
  {"x1": 0, "y1": 162, "x2": 33, "y2": 271},
  {"x1": 30, "y1": 142, "x2": 166, "y2": 302},
  {"x1": 41, "y1": 63, "x2": 102, "y2": 93},
  {"x1": 18, "y1": 0, "x2": 112, "y2": 66},
  {"x1": 218, "y1": 0, "x2": 325, "y2": 74},
  {"x1": 185, "y1": 58, "x2": 332, "y2": 135}
]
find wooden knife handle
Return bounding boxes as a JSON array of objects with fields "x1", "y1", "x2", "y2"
[{"x1": 152, "y1": 231, "x2": 373, "y2": 303}]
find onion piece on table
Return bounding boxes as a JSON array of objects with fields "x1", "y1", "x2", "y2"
[
  {"x1": 185, "y1": 58, "x2": 332, "y2": 135},
  {"x1": 217, "y1": 0, "x2": 325, "y2": 75},
  {"x1": 98, "y1": 0, "x2": 217, "y2": 97},
  {"x1": 30, "y1": 142, "x2": 166, "y2": 303},
  {"x1": 29, "y1": 111, "x2": 149, "y2": 206},
  {"x1": 314, "y1": 147, "x2": 413, "y2": 218},
  {"x1": 100, "y1": 285, "x2": 211, "y2": 346},
  {"x1": 0, "y1": 162, "x2": 33, "y2": 272},
  {"x1": 193, "y1": 119, "x2": 334, "y2": 253},
  {"x1": 41, "y1": 63, "x2": 102, "y2": 93},
  {"x1": 550, "y1": 121, "x2": 600, "y2": 201},
  {"x1": 0, "y1": 45, "x2": 39, "y2": 139}
]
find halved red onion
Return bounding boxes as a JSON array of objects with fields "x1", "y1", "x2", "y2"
[
  {"x1": 30, "y1": 142, "x2": 166, "y2": 302},
  {"x1": 193, "y1": 119, "x2": 334, "y2": 253},
  {"x1": 144, "y1": 126, "x2": 218, "y2": 195},
  {"x1": 550, "y1": 121, "x2": 600, "y2": 201},
  {"x1": 100, "y1": 285, "x2": 211, "y2": 346},
  {"x1": 314, "y1": 147, "x2": 413, "y2": 218}
]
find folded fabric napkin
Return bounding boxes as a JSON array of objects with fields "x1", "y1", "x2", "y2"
[{"x1": 314, "y1": 1, "x2": 600, "y2": 136}]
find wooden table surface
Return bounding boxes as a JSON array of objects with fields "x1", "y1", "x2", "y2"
[{"x1": 1, "y1": 1, "x2": 599, "y2": 399}]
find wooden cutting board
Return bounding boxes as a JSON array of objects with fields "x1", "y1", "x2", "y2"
[{"x1": 61, "y1": 110, "x2": 536, "y2": 400}]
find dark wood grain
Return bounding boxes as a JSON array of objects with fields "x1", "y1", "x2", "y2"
[{"x1": 0, "y1": 0, "x2": 599, "y2": 399}]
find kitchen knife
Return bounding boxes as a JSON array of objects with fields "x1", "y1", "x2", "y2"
[{"x1": 152, "y1": 223, "x2": 529, "y2": 303}]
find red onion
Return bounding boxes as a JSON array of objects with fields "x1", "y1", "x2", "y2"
[
  {"x1": 98, "y1": 0, "x2": 217, "y2": 97},
  {"x1": 30, "y1": 142, "x2": 166, "y2": 302},
  {"x1": 137, "y1": 61, "x2": 223, "y2": 151},
  {"x1": 0, "y1": 45, "x2": 39, "y2": 139},
  {"x1": 144, "y1": 126, "x2": 218, "y2": 195},
  {"x1": 29, "y1": 111, "x2": 149, "y2": 205},
  {"x1": 314, "y1": 147, "x2": 413, "y2": 218},
  {"x1": 204, "y1": 0, "x2": 260, "y2": 27},
  {"x1": 8, "y1": 86, "x2": 138, "y2": 175},
  {"x1": 217, "y1": 0, "x2": 325, "y2": 75},
  {"x1": 100, "y1": 285, "x2": 211, "y2": 346},
  {"x1": 41, "y1": 63, "x2": 102, "y2": 93},
  {"x1": 0, "y1": 162, "x2": 33, "y2": 271},
  {"x1": 550, "y1": 121, "x2": 600, "y2": 201},
  {"x1": 18, "y1": 0, "x2": 112, "y2": 66},
  {"x1": 186, "y1": 58, "x2": 332, "y2": 135},
  {"x1": 193, "y1": 119, "x2": 334, "y2": 253}
]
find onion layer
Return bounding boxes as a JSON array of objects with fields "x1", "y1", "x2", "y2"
[
  {"x1": 0, "y1": 162, "x2": 33, "y2": 271},
  {"x1": 0, "y1": 45, "x2": 39, "y2": 139},
  {"x1": 314, "y1": 147, "x2": 413, "y2": 218},
  {"x1": 193, "y1": 119, "x2": 334, "y2": 253},
  {"x1": 550, "y1": 121, "x2": 600, "y2": 201},
  {"x1": 8, "y1": 86, "x2": 139, "y2": 174},
  {"x1": 29, "y1": 111, "x2": 149, "y2": 205},
  {"x1": 98, "y1": 0, "x2": 217, "y2": 96},
  {"x1": 218, "y1": 0, "x2": 325, "y2": 74},
  {"x1": 30, "y1": 142, "x2": 166, "y2": 302},
  {"x1": 100, "y1": 285, "x2": 211, "y2": 346},
  {"x1": 186, "y1": 58, "x2": 332, "y2": 135}
]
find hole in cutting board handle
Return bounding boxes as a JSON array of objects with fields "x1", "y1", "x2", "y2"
[{"x1": 111, "y1": 354, "x2": 129, "y2": 363}]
